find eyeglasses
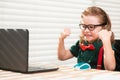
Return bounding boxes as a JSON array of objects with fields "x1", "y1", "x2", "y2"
[{"x1": 79, "y1": 23, "x2": 107, "y2": 31}]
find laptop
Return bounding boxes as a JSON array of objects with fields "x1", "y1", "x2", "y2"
[{"x1": 0, "y1": 29, "x2": 59, "y2": 73}]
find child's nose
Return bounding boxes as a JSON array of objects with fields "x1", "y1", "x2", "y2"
[{"x1": 84, "y1": 27, "x2": 90, "y2": 32}]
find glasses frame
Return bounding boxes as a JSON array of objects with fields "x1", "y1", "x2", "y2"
[{"x1": 79, "y1": 22, "x2": 107, "y2": 31}]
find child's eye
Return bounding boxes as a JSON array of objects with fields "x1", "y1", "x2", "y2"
[
  {"x1": 89, "y1": 26, "x2": 94, "y2": 29},
  {"x1": 83, "y1": 25, "x2": 87, "y2": 28}
]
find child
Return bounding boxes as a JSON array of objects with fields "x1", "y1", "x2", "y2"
[{"x1": 57, "y1": 6, "x2": 119, "y2": 71}]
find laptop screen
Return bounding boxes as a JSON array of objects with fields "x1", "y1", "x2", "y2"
[{"x1": 0, "y1": 29, "x2": 29, "y2": 72}]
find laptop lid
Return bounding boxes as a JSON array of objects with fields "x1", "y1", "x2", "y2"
[
  {"x1": 0, "y1": 29, "x2": 58, "y2": 73},
  {"x1": 0, "y1": 29, "x2": 29, "y2": 72}
]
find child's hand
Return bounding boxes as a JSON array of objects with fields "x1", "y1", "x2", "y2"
[
  {"x1": 98, "y1": 30, "x2": 112, "y2": 42},
  {"x1": 59, "y1": 28, "x2": 71, "y2": 39}
]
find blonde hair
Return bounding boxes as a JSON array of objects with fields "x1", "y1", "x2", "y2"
[{"x1": 80, "y1": 6, "x2": 114, "y2": 43}]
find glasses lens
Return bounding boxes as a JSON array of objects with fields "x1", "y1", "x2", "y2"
[
  {"x1": 79, "y1": 24, "x2": 95, "y2": 31},
  {"x1": 88, "y1": 25, "x2": 95, "y2": 31},
  {"x1": 79, "y1": 24, "x2": 86, "y2": 30}
]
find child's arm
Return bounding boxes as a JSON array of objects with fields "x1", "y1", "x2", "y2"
[
  {"x1": 57, "y1": 28, "x2": 73, "y2": 60},
  {"x1": 98, "y1": 30, "x2": 116, "y2": 71}
]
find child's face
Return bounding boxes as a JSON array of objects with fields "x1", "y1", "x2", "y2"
[{"x1": 81, "y1": 15, "x2": 103, "y2": 43}]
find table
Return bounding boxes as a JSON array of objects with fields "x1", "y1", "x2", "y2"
[{"x1": 0, "y1": 66, "x2": 120, "y2": 80}]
